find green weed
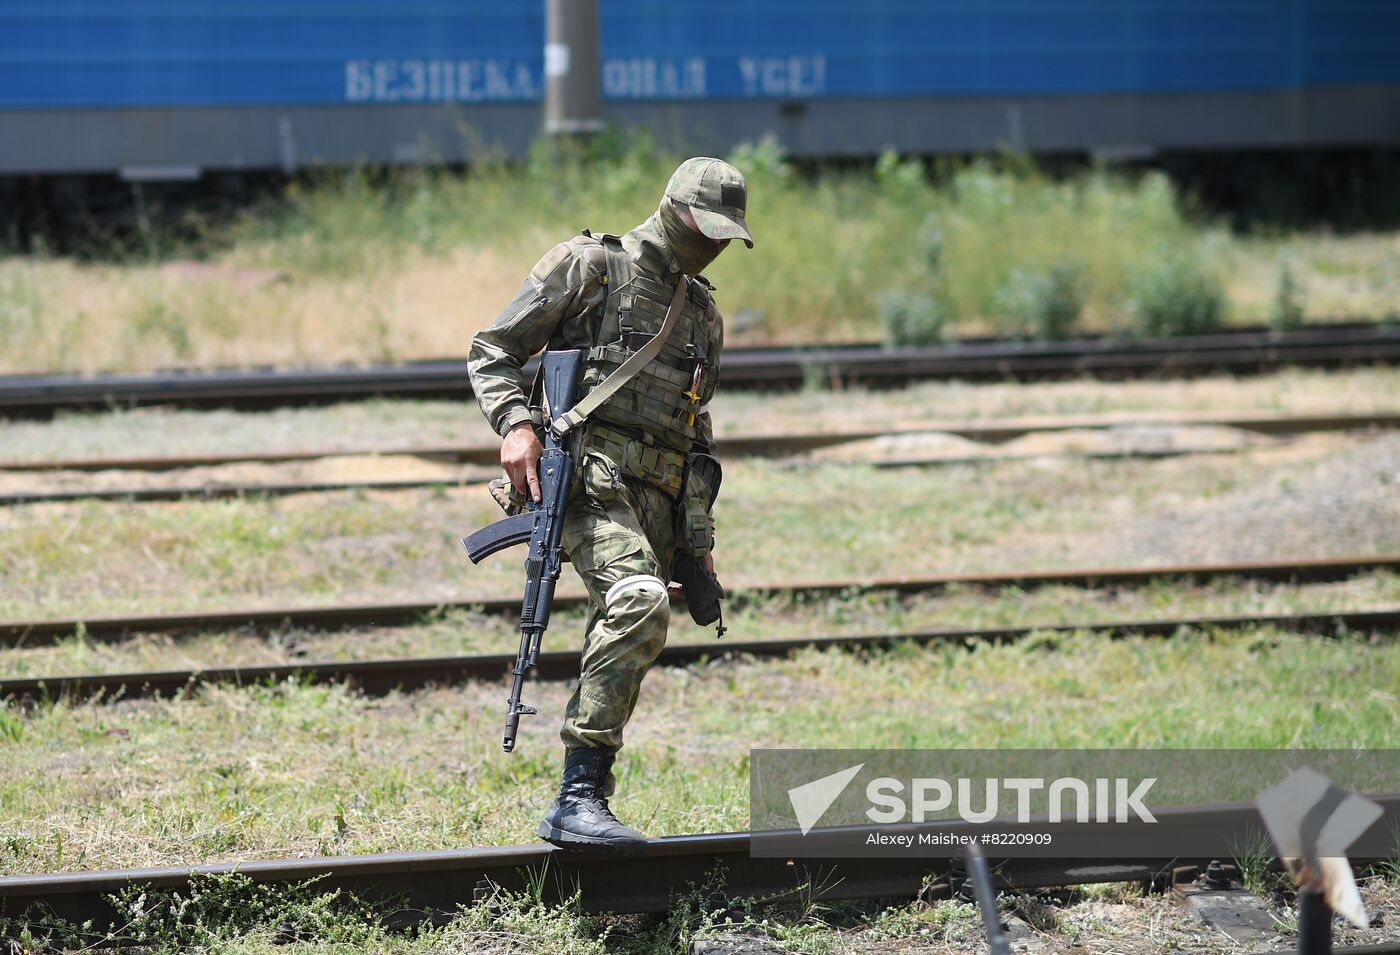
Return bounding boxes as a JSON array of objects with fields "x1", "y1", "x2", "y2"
[
  {"x1": 992, "y1": 258, "x2": 1087, "y2": 340},
  {"x1": 1126, "y1": 246, "x2": 1227, "y2": 337},
  {"x1": 1270, "y1": 261, "x2": 1307, "y2": 331},
  {"x1": 878, "y1": 289, "x2": 951, "y2": 346},
  {"x1": 1230, "y1": 826, "x2": 1281, "y2": 897},
  {"x1": 0, "y1": 705, "x2": 22, "y2": 742},
  {"x1": 862, "y1": 898, "x2": 981, "y2": 942},
  {"x1": 0, "y1": 872, "x2": 386, "y2": 953}
]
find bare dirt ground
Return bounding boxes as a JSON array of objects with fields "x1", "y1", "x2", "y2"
[
  {"x1": 0, "y1": 425, "x2": 1282, "y2": 498},
  {"x1": 1113, "y1": 431, "x2": 1400, "y2": 565}
]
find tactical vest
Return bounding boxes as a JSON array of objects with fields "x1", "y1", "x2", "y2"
[{"x1": 577, "y1": 233, "x2": 718, "y2": 495}]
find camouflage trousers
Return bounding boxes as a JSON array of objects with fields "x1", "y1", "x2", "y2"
[{"x1": 558, "y1": 450, "x2": 677, "y2": 752}]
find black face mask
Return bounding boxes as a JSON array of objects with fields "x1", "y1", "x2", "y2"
[{"x1": 658, "y1": 199, "x2": 724, "y2": 276}]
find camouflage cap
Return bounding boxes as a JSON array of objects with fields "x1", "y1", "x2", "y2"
[{"x1": 664, "y1": 157, "x2": 753, "y2": 248}]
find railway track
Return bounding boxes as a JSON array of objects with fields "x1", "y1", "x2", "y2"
[
  {"x1": 7, "y1": 802, "x2": 1393, "y2": 936},
  {"x1": 4, "y1": 554, "x2": 1396, "y2": 650},
  {"x1": 2, "y1": 410, "x2": 1393, "y2": 507},
  {"x1": 4, "y1": 410, "x2": 1396, "y2": 474},
  {"x1": 6, "y1": 607, "x2": 1398, "y2": 704},
  {"x1": 0, "y1": 445, "x2": 1262, "y2": 506},
  {"x1": 4, "y1": 322, "x2": 1399, "y2": 417}
]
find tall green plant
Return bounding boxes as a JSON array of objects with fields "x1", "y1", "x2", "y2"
[
  {"x1": 992, "y1": 259, "x2": 1087, "y2": 340},
  {"x1": 1270, "y1": 261, "x2": 1306, "y2": 331},
  {"x1": 1125, "y1": 249, "x2": 1226, "y2": 338}
]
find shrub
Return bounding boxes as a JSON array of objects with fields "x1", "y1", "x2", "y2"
[
  {"x1": 727, "y1": 134, "x2": 794, "y2": 187},
  {"x1": 916, "y1": 212, "x2": 946, "y2": 270},
  {"x1": 1125, "y1": 251, "x2": 1226, "y2": 338},
  {"x1": 880, "y1": 289, "x2": 953, "y2": 347},
  {"x1": 1269, "y1": 261, "x2": 1306, "y2": 331},
  {"x1": 874, "y1": 149, "x2": 930, "y2": 203},
  {"x1": 992, "y1": 259, "x2": 1087, "y2": 340}
]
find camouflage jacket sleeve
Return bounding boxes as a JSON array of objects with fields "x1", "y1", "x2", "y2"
[
  {"x1": 690, "y1": 295, "x2": 726, "y2": 459},
  {"x1": 467, "y1": 237, "x2": 609, "y2": 436}
]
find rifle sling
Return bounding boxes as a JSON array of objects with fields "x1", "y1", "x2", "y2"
[{"x1": 548, "y1": 274, "x2": 689, "y2": 440}]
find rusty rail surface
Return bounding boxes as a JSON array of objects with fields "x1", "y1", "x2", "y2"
[
  {"x1": 7, "y1": 801, "x2": 1397, "y2": 937},
  {"x1": 4, "y1": 322, "x2": 1400, "y2": 418},
  {"x1": 5, "y1": 607, "x2": 1398, "y2": 704}
]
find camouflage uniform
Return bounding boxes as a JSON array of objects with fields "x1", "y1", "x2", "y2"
[{"x1": 468, "y1": 159, "x2": 749, "y2": 754}]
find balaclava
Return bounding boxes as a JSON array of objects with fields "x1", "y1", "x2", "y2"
[{"x1": 658, "y1": 198, "x2": 724, "y2": 276}]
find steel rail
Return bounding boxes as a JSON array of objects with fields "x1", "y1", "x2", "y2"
[
  {"x1": 5, "y1": 801, "x2": 1387, "y2": 935},
  {"x1": 4, "y1": 410, "x2": 1397, "y2": 474},
  {"x1": 3, "y1": 554, "x2": 1397, "y2": 650},
  {"x1": 3, "y1": 323, "x2": 1399, "y2": 417},
  {"x1": 5, "y1": 607, "x2": 1398, "y2": 704}
]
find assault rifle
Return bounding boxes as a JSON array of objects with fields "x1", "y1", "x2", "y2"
[{"x1": 462, "y1": 349, "x2": 582, "y2": 753}]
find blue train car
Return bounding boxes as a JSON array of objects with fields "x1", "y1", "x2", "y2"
[{"x1": 0, "y1": 1, "x2": 1397, "y2": 178}]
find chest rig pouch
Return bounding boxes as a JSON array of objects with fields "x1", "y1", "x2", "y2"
[{"x1": 572, "y1": 234, "x2": 719, "y2": 498}]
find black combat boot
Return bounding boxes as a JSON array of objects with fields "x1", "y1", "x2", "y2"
[{"x1": 537, "y1": 748, "x2": 647, "y2": 853}]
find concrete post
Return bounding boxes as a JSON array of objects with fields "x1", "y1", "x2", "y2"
[{"x1": 544, "y1": 0, "x2": 603, "y2": 136}]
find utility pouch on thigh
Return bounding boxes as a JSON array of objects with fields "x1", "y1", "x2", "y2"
[
  {"x1": 671, "y1": 551, "x2": 726, "y2": 635},
  {"x1": 579, "y1": 450, "x2": 624, "y2": 503},
  {"x1": 675, "y1": 452, "x2": 722, "y2": 558}
]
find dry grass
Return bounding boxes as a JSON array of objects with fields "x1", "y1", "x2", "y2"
[
  {"x1": 3, "y1": 147, "x2": 1398, "y2": 374},
  {"x1": 1228, "y1": 230, "x2": 1400, "y2": 323},
  {"x1": 5, "y1": 231, "x2": 1395, "y2": 373},
  {"x1": 0, "y1": 247, "x2": 524, "y2": 374}
]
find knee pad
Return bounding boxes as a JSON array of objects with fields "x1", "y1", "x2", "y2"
[{"x1": 604, "y1": 574, "x2": 670, "y2": 624}]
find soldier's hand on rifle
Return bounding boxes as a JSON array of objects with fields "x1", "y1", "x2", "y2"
[{"x1": 502, "y1": 421, "x2": 544, "y2": 503}]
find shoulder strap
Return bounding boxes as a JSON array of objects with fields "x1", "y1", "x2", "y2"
[
  {"x1": 600, "y1": 234, "x2": 630, "y2": 307},
  {"x1": 549, "y1": 274, "x2": 689, "y2": 440}
]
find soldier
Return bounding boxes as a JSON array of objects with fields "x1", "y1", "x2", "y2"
[{"x1": 467, "y1": 157, "x2": 751, "y2": 852}]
